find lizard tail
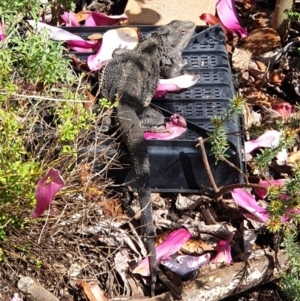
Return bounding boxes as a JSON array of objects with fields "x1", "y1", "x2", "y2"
[{"x1": 116, "y1": 103, "x2": 157, "y2": 297}]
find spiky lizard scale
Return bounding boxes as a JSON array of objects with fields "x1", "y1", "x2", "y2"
[{"x1": 99, "y1": 20, "x2": 195, "y2": 296}]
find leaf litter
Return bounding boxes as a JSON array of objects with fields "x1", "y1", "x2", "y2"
[{"x1": 2, "y1": 0, "x2": 300, "y2": 301}]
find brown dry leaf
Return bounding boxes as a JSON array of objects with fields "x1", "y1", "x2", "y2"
[
  {"x1": 79, "y1": 163, "x2": 92, "y2": 183},
  {"x1": 243, "y1": 105, "x2": 261, "y2": 140},
  {"x1": 268, "y1": 70, "x2": 285, "y2": 84},
  {"x1": 260, "y1": 105, "x2": 282, "y2": 122},
  {"x1": 180, "y1": 238, "x2": 215, "y2": 255},
  {"x1": 155, "y1": 231, "x2": 172, "y2": 246},
  {"x1": 83, "y1": 89, "x2": 96, "y2": 110},
  {"x1": 251, "y1": 12, "x2": 270, "y2": 29},
  {"x1": 85, "y1": 186, "x2": 103, "y2": 200},
  {"x1": 75, "y1": 10, "x2": 91, "y2": 23},
  {"x1": 248, "y1": 60, "x2": 267, "y2": 80},
  {"x1": 232, "y1": 47, "x2": 252, "y2": 72},
  {"x1": 98, "y1": 198, "x2": 123, "y2": 218},
  {"x1": 244, "y1": 88, "x2": 271, "y2": 106},
  {"x1": 90, "y1": 282, "x2": 109, "y2": 301},
  {"x1": 88, "y1": 33, "x2": 103, "y2": 40},
  {"x1": 77, "y1": 280, "x2": 98, "y2": 301},
  {"x1": 241, "y1": 27, "x2": 281, "y2": 57},
  {"x1": 287, "y1": 151, "x2": 300, "y2": 165}
]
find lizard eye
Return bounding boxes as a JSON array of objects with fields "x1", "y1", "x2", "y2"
[{"x1": 180, "y1": 29, "x2": 187, "y2": 34}]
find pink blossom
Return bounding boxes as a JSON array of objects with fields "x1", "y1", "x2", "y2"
[
  {"x1": 199, "y1": 13, "x2": 227, "y2": 34},
  {"x1": 254, "y1": 179, "x2": 286, "y2": 199},
  {"x1": 216, "y1": 0, "x2": 247, "y2": 37},
  {"x1": 60, "y1": 11, "x2": 128, "y2": 27},
  {"x1": 0, "y1": 22, "x2": 5, "y2": 41},
  {"x1": 85, "y1": 12, "x2": 128, "y2": 26},
  {"x1": 87, "y1": 28, "x2": 138, "y2": 71},
  {"x1": 211, "y1": 240, "x2": 232, "y2": 264},
  {"x1": 244, "y1": 130, "x2": 281, "y2": 153},
  {"x1": 272, "y1": 101, "x2": 294, "y2": 116},
  {"x1": 132, "y1": 228, "x2": 191, "y2": 276},
  {"x1": 60, "y1": 11, "x2": 80, "y2": 26},
  {"x1": 154, "y1": 74, "x2": 200, "y2": 98},
  {"x1": 26, "y1": 20, "x2": 99, "y2": 52},
  {"x1": 144, "y1": 114, "x2": 187, "y2": 140},
  {"x1": 231, "y1": 188, "x2": 269, "y2": 223},
  {"x1": 161, "y1": 253, "x2": 211, "y2": 276},
  {"x1": 32, "y1": 168, "x2": 65, "y2": 218}
]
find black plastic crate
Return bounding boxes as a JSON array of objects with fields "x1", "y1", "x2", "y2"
[{"x1": 65, "y1": 24, "x2": 245, "y2": 193}]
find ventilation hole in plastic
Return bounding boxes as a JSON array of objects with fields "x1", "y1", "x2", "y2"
[
  {"x1": 201, "y1": 72, "x2": 211, "y2": 82},
  {"x1": 193, "y1": 88, "x2": 203, "y2": 98},
  {"x1": 210, "y1": 56, "x2": 217, "y2": 66},
  {"x1": 185, "y1": 104, "x2": 194, "y2": 116},
  {"x1": 190, "y1": 56, "x2": 200, "y2": 68},
  {"x1": 214, "y1": 88, "x2": 221, "y2": 97},
  {"x1": 195, "y1": 103, "x2": 204, "y2": 115}
]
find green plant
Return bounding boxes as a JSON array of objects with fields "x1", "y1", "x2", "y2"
[
  {"x1": 284, "y1": 9, "x2": 300, "y2": 22},
  {"x1": 207, "y1": 94, "x2": 245, "y2": 161},
  {"x1": 0, "y1": 0, "x2": 96, "y2": 239},
  {"x1": 281, "y1": 228, "x2": 300, "y2": 301}
]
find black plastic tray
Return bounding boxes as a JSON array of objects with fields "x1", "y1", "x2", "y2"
[{"x1": 65, "y1": 25, "x2": 245, "y2": 193}]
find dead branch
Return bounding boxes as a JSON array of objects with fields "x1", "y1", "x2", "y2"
[
  {"x1": 113, "y1": 249, "x2": 288, "y2": 301},
  {"x1": 17, "y1": 276, "x2": 60, "y2": 301}
]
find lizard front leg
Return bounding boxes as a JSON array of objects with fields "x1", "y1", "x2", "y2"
[{"x1": 139, "y1": 107, "x2": 171, "y2": 133}]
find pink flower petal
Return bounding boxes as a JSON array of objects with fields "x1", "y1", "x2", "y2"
[
  {"x1": 66, "y1": 39, "x2": 101, "y2": 52},
  {"x1": 144, "y1": 114, "x2": 187, "y2": 140},
  {"x1": 32, "y1": 168, "x2": 65, "y2": 218},
  {"x1": 132, "y1": 228, "x2": 191, "y2": 276},
  {"x1": 0, "y1": 22, "x2": 5, "y2": 41},
  {"x1": 211, "y1": 240, "x2": 232, "y2": 264},
  {"x1": 26, "y1": 20, "x2": 99, "y2": 52},
  {"x1": 216, "y1": 0, "x2": 247, "y2": 38},
  {"x1": 61, "y1": 11, "x2": 80, "y2": 26},
  {"x1": 87, "y1": 27, "x2": 138, "y2": 71},
  {"x1": 244, "y1": 130, "x2": 281, "y2": 153},
  {"x1": 154, "y1": 74, "x2": 200, "y2": 98},
  {"x1": 272, "y1": 101, "x2": 294, "y2": 116},
  {"x1": 231, "y1": 188, "x2": 269, "y2": 223},
  {"x1": 254, "y1": 179, "x2": 286, "y2": 199},
  {"x1": 161, "y1": 253, "x2": 211, "y2": 276},
  {"x1": 199, "y1": 13, "x2": 227, "y2": 34},
  {"x1": 85, "y1": 12, "x2": 128, "y2": 26}
]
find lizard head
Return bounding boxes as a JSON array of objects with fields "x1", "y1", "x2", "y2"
[{"x1": 156, "y1": 20, "x2": 196, "y2": 59}]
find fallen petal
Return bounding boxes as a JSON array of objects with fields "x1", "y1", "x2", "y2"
[
  {"x1": 254, "y1": 179, "x2": 286, "y2": 199},
  {"x1": 132, "y1": 228, "x2": 191, "y2": 276},
  {"x1": 211, "y1": 240, "x2": 232, "y2": 264},
  {"x1": 32, "y1": 168, "x2": 65, "y2": 218},
  {"x1": 0, "y1": 22, "x2": 5, "y2": 41},
  {"x1": 27, "y1": 20, "x2": 99, "y2": 51},
  {"x1": 216, "y1": 0, "x2": 247, "y2": 37},
  {"x1": 199, "y1": 13, "x2": 227, "y2": 34},
  {"x1": 85, "y1": 12, "x2": 128, "y2": 26},
  {"x1": 61, "y1": 11, "x2": 80, "y2": 26},
  {"x1": 66, "y1": 39, "x2": 101, "y2": 52},
  {"x1": 231, "y1": 188, "x2": 269, "y2": 223},
  {"x1": 244, "y1": 130, "x2": 281, "y2": 153},
  {"x1": 161, "y1": 253, "x2": 211, "y2": 276},
  {"x1": 154, "y1": 74, "x2": 200, "y2": 98},
  {"x1": 87, "y1": 27, "x2": 139, "y2": 71},
  {"x1": 144, "y1": 114, "x2": 187, "y2": 140}
]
